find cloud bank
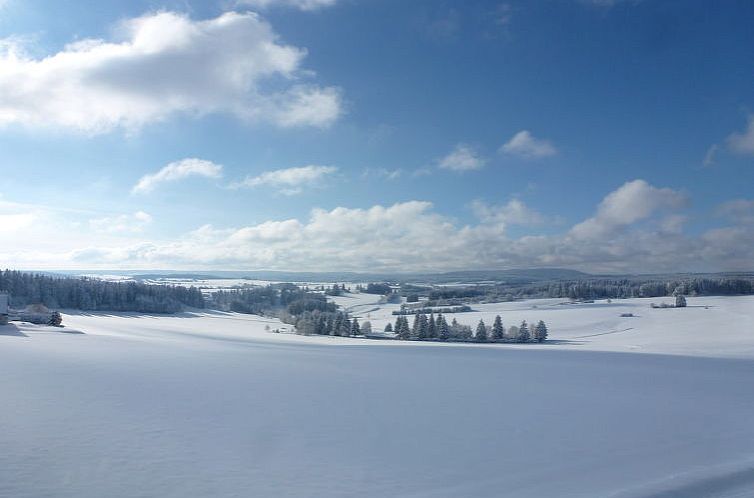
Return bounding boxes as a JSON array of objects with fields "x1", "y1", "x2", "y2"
[{"x1": 0, "y1": 11, "x2": 342, "y2": 133}]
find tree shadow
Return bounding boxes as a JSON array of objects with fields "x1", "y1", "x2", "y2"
[{"x1": 0, "y1": 323, "x2": 28, "y2": 337}]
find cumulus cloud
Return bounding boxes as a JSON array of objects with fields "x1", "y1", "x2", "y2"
[
  {"x1": 570, "y1": 179, "x2": 687, "y2": 239},
  {"x1": 0, "y1": 11, "x2": 342, "y2": 133},
  {"x1": 133, "y1": 158, "x2": 223, "y2": 194},
  {"x1": 438, "y1": 144, "x2": 485, "y2": 171},
  {"x1": 726, "y1": 115, "x2": 754, "y2": 156},
  {"x1": 236, "y1": 0, "x2": 338, "y2": 10},
  {"x1": 89, "y1": 211, "x2": 153, "y2": 233},
  {"x1": 4, "y1": 180, "x2": 753, "y2": 274},
  {"x1": 717, "y1": 199, "x2": 754, "y2": 225},
  {"x1": 231, "y1": 165, "x2": 337, "y2": 195},
  {"x1": 62, "y1": 179, "x2": 716, "y2": 273},
  {"x1": 471, "y1": 199, "x2": 545, "y2": 227},
  {"x1": 500, "y1": 130, "x2": 557, "y2": 159}
]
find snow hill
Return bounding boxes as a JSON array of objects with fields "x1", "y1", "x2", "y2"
[{"x1": 1, "y1": 295, "x2": 754, "y2": 497}]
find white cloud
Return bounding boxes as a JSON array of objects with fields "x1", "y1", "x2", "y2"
[
  {"x1": 133, "y1": 158, "x2": 223, "y2": 194},
  {"x1": 500, "y1": 130, "x2": 557, "y2": 159},
  {"x1": 3, "y1": 180, "x2": 753, "y2": 274},
  {"x1": 231, "y1": 165, "x2": 337, "y2": 195},
  {"x1": 438, "y1": 144, "x2": 485, "y2": 171},
  {"x1": 62, "y1": 180, "x2": 711, "y2": 273},
  {"x1": 703, "y1": 144, "x2": 718, "y2": 167},
  {"x1": 471, "y1": 199, "x2": 544, "y2": 227},
  {"x1": 0, "y1": 212, "x2": 36, "y2": 232},
  {"x1": 89, "y1": 211, "x2": 153, "y2": 233},
  {"x1": 362, "y1": 168, "x2": 404, "y2": 181},
  {"x1": 717, "y1": 199, "x2": 754, "y2": 225},
  {"x1": 570, "y1": 179, "x2": 686, "y2": 239},
  {"x1": 0, "y1": 11, "x2": 342, "y2": 133},
  {"x1": 726, "y1": 115, "x2": 754, "y2": 156},
  {"x1": 236, "y1": 0, "x2": 338, "y2": 11}
]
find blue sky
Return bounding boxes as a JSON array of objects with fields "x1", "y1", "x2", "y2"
[{"x1": 0, "y1": 0, "x2": 752, "y2": 272}]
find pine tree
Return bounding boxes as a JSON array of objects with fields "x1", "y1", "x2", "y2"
[
  {"x1": 476, "y1": 320, "x2": 488, "y2": 342},
  {"x1": 412, "y1": 313, "x2": 421, "y2": 339},
  {"x1": 518, "y1": 320, "x2": 530, "y2": 343},
  {"x1": 398, "y1": 316, "x2": 411, "y2": 340},
  {"x1": 418, "y1": 313, "x2": 429, "y2": 340},
  {"x1": 427, "y1": 313, "x2": 437, "y2": 339},
  {"x1": 437, "y1": 314, "x2": 450, "y2": 341},
  {"x1": 340, "y1": 317, "x2": 352, "y2": 337},
  {"x1": 350, "y1": 318, "x2": 361, "y2": 336},
  {"x1": 534, "y1": 320, "x2": 548, "y2": 342},
  {"x1": 491, "y1": 315, "x2": 505, "y2": 341},
  {"x1": 333, "y1": 314, "x2": 343, "y2": 336},
  {"x1": 384, "y1": 322, "x2": 393, "y2": 333}
]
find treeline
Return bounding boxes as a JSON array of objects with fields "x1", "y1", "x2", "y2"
[
  {"x1": 392, "y1": 305, "x2": 471, "y2": 315},
  {"x1": 209, "y1": 284, "x2": 329, "y2": 314},
  {"x1": 290, "y1": 310, "x2": 372, "y2": 337},
  {"x1": 511, "y1": 277, "x2": 754, "y2": 301},
  {"x1": 403, "y1": 276, "x2": 754, "y2": 305},
  {"x1": 387, "y1": 313, "x2": 548, "y2": 343},
  {"x1": 0, "y1": 270, "x2": 204, "y2": 312}
]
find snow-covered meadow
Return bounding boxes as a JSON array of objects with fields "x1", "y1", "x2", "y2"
[{"x1": 2, "y1": 295, "x2": 754, "y2": 497}]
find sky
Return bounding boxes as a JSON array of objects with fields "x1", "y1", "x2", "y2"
[{"x1": 0, "y1": 0, "x2": 752, "y2": 273}]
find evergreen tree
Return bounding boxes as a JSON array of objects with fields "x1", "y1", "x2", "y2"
[
  {"x1": 333, "y1": 314, "x2": 343, "y2": 336},
  {"x1": 491, "y1": 315, "x2": 505, "y2": 341},
  {"x1": 398, "y1": 316, "x2": 411, "y2": 340},
  {"x1": 534, "y1": 320, "x2": 548, "y2": 342},
  {"x1": 437, "y1": 314, "x2": 450, "y2": 341},
  {"x1": 518, "y1": 320, "x2": 530, "y2": 343},
  {"x1": 341, "y1": 317, "x2": 352, "y2": 336},
  {"x1": 418, "y1": 313, "x2": 429, "y2": 339},
  {"x1": 361, "y1": 321, "x2": 372, "y2": 336},
  {"x1": 351, "y1": 318, "x2": 361, "y2": 336},
  {"x1": 384, "y1": 322, "x2": 393, "y2": 333},
  {"x1": 427, "y1": 313, "x2": 437, "y2": 339},
  {"x1": 412, "y1": 313, "x2": 421, "y2": 338},
  {"x1": 476, "y1": 319, "x2": 488, "y2": 342}
]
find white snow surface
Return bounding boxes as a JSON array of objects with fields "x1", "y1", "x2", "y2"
[{"x1": 2, "y1": 296, "x2": 754, "y2": 497}]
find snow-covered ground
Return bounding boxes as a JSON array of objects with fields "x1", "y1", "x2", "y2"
[
  {"x1": 336, "y1": 293, "x2": 754, "y2": 359},
  {"x1": 2, "y1": 296, "x2": 754, "y2": 497}
]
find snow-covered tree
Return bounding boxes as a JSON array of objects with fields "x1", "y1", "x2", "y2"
[
  {"x1": 361, "y1": 321, "x2": 372, "y2": 336},
  {"x1": 340, "y1": 317, "x2": 352, "y2": 337},
  {"x1": 437, "y1": 314, "x2": 450, "y2": 341},
  {"x1": 397, "y1": 316, "x2": 411, "y2": 340},
  {"x1": 518, "y1": 320, "x2": 530, "y2": 343},
  {"x1": 351, "y1": 318, "x2": 361, "y2": 336},
  {"x1": 675, "y1": 294, "x2": 687, "y2": 308},
  {"x1": 476, "y1": 320, "x2": 488, "y2": 342},
  {"x1": 491, "y1": 315, "x2": 505, "y2": 341},
  {"x1": 384, "y1": 322, "x2": 393, "y2": 333},
  {"x1": 427, "y1": 313, "x2": 436, "y2": 339},
  {"x1": 534, "y1": 320, "x2": 548, "y2": 342}
]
